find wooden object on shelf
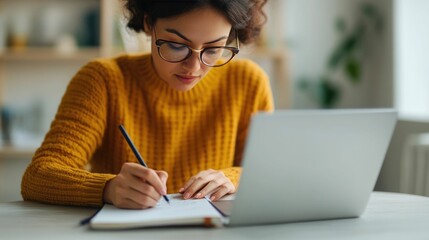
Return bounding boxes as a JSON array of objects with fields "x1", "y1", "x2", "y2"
[
  {"x1": 100, "y1": 0, "x2": 119, "y2": 57},
  {"x1": 0, "y1": 47, "x2": 101, "y2": 61}
]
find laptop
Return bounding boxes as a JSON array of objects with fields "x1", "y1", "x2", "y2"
[{"x1": 214, "y1": 108, "x2": 397, "y2": 226}]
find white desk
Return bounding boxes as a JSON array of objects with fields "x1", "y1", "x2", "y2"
[
  {"x1": 1, "y1": 192, "x2": 429, "y2": 240},
  {"x1": 0, "y1": 146, "x2": 34, "y2": 202}
]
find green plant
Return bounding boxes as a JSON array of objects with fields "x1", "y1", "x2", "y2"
[{"x1": 298, "y1": 3, "x2": 383, "y2": 108}]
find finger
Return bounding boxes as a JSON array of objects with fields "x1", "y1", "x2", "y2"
[
  {"x1": 129, "y1": 180, "x2": 161, "y2": 201},
  {"x1": 180, "y1": 176, "x2": 196, "y2": 194},
  {"x1": 185, "y1": 170, "x2": 227, "y2": 198},
  {"x1": 117, "y1": 197, "x2": 149, "y2": 209},
  {"x1": 194, "y1": 178, "x2": 227, "y2": 199},
  {"x1": 142, "y1": 169, "x2": 167, "y2": 196},
  {"x1": 156, "y1": 170, "x2": 168, "y2": 188},
  {"x1": 115, "y1": 198, "x2": 143, "y2": 209},
  {"x1": 126, "y1": 196, "x2": 158, "y2": 209},
  {"x1": 209, "y1": 184, "x2": 234, "y2": 202},
  {"x1": 183, "y1": 178, "x2": 208, "y2": 199},
  {"x1": 113, "y1": 187, "x2": 158, "y2": 209},
  {"x1": 125, "y1": 187, "x2": 160, "y2": 208},
  {"x1": 180, "y1": 170, "x2": 214, "y2": 193},
  {"x1": 127, "y1": 164, "x2": 167, "y2": 196},
  {"x1": 123, "y1": 168, "x2": 161, "y2": 200},
  {"x1": 180, "y1": 177, "x2": 194, "y2": 193},
  {"x1": 183, "y1": 174, "x2": 219, "y2": 199},
  {"x1": 125, "y1": 171, "x2": 154, "y2": 192}
]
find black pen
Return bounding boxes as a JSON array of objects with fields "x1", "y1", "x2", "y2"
[{"x1": 118, "y1": 124, "x2": 170, "y2": 204}]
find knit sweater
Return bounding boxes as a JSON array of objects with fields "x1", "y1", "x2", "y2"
[{"x1": 21, "y1": 53, "x2": 274, "y2": 207}]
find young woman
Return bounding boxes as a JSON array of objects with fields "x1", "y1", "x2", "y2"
[{"x1": 21, "y1": 0, "x2": 273, "y2": 209}]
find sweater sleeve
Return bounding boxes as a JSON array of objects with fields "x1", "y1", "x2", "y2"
[
  {"x1": 21, "y1": 60, "x2": 116, "y2": 207},
  {"x1": 220, "y1": 60, "x2": 275, "y2": 189}
]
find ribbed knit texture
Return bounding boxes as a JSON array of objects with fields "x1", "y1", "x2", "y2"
[{"x1": 21, "y1": 53, "x2": 274, "y2": 207}]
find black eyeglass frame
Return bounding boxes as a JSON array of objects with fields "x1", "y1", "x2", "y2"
[{"x1": 153, "y1": 27, "x2": 240, "y2": 67}]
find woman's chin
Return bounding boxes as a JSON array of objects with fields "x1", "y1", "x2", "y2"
[{"x1": 170, "y1": 77, "x2": 199, "y2": 91}]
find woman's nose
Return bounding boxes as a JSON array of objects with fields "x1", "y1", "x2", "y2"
[{"x1": 181, "y1": 52, "x2": 202, "y2": 72}]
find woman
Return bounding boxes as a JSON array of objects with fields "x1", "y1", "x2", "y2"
[{"x1": 21, "y1": 0, "x2": 273, "y2": 209}]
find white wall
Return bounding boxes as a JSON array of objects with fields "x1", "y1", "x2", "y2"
[{"x1": 285, "y1": 0, "x2": 394, "y2": 109}]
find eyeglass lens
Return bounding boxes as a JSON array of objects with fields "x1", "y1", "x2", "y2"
[{"x1": 158, "y1": 42, "x2": 235, "y2": 66}]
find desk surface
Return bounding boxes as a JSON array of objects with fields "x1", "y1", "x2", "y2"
[{"x1": 1, "y1": 192, "x2": 429, "y2": 240}]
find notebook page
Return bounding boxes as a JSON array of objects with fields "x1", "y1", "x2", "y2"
[{"x1": 90, "y1": 194, "x2": 222, "y2": 228}]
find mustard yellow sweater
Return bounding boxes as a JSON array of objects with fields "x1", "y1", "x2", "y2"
[{"x1": 21, "y1": 54, "x2": 274, "y2": 207}]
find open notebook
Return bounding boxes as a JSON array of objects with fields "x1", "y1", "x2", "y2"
[
  {"x1": 89, "y1": 108, "x2": 397, "y2": 229},
  {"x1": 90, "y1": 194, "x2": 224, "y2": 229}
]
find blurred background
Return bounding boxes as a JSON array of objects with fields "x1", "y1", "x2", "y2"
[{"x1": 0, "y1": 0, "x2": 428, "y2": 202}]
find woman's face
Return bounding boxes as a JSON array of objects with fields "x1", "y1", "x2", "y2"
[{"x1": 148, "y1": 7, "x2": 232, "y2": 91}]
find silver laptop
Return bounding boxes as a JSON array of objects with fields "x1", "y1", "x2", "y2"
[{"x1": 213, "y1": 108, "x2": 397, "y2": 226}]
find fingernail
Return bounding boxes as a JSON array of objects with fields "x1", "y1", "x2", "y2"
[
  {"x1": 184, "y1": 192, "x2": 190, "y2": 199},
  {"x1": 159, "y1": 188, "x2": 167, "y2": 195},
  {"x1": 210, "y1": 196, "x2": 216, "y2": 201},
  {"x1": 179, "y1": 188, "x2": 184, "y2": 193},
  {"x1": 196, "y1": 192, "x2": 202, "y2": 198}
]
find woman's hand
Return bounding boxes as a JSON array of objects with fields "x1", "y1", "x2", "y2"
[
  {"x1": 103, "y1": 163, "x2": 168, "y2": 209},
  {"x1": 179, "y1": 169, "x2": 235, "y2": 201}
]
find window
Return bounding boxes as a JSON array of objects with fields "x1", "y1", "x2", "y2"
[{"x1": 395, "y1": 0, "x2": 429, "y2": 118}]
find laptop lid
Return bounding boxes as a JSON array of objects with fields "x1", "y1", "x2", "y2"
[{"x1": 225, "y1": 108, "x2": 397, "y2": 226}]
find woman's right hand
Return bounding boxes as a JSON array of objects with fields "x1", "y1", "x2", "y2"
[{"x1": 103, "y1": 163, "x2": 168, "y2": 209}]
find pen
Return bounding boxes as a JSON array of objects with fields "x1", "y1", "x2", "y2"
[{"x1": 118, "y1": 124, "x2": 170, "y2": 204}]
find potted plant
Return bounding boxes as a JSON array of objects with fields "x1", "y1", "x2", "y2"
[{"x1": 298, "y1": 3, "x2": 383, "y2": 108}]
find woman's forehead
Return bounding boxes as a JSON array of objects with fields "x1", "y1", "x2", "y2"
[{"x1": 155, "y1": 7, "x2": 232, "y2": 42}]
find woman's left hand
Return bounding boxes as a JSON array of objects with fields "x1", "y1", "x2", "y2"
[{"x1": 179, "y1": 169, "x2": 235, "y2": 201}]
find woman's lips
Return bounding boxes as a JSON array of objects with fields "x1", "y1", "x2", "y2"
[{"x1": 175, "y1": 74, "x2": 198, "y2": 84}]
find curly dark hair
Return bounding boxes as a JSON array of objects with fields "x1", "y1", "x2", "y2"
[{"x1": 122, "y1": 0, "x2": 267, "y2": 45}]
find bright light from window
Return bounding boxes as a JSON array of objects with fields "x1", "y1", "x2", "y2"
[{"x1": 395, "y1": 0, "x2": 429, "y2": 119}]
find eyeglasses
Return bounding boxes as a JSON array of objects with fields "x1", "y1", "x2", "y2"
[{"x1": 153, "y1": 27, "x2": 240, "y2": 67}]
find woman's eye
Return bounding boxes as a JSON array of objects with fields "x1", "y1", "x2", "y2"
[
  {"x1": 205, "y1": 48, "x2": 223, "y2": 56},
  {"x1": 166, "y1": 42, "x2": 187, "y2": 51}
]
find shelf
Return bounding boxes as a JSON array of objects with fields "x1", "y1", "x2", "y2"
[
  {"x1": 0, "y1": 47, "x2": 101, "y2": 61},
  {"x1": 0, "y1": 146, "x2": 36, "y2": 159}
]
